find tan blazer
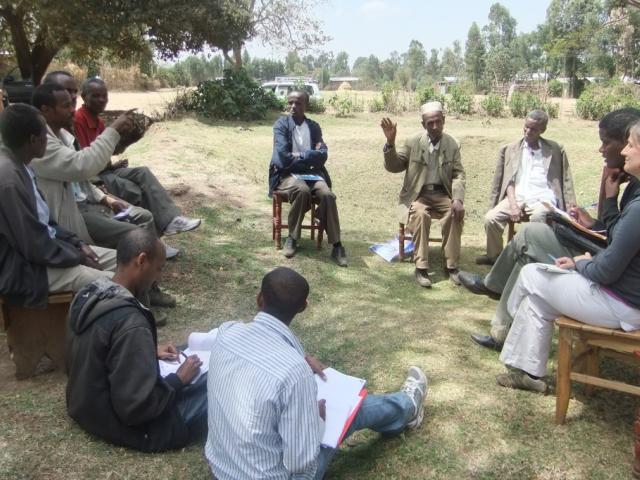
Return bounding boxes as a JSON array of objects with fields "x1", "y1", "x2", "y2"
[
  {"x1": 384, "y1": 131, "x2": 466, "y2": 223},
  {"x1": 489, "y1": 137, "x2": 576, "y2": 210},
  {"x1": 30, "y1": 126, "x2": 120, "y2": 243}
]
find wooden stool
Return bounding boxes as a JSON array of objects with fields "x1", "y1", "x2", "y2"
[
  {"x1": 1, "y1": 292, "x2": 73, "y2": 379},
  {"x1": 398, "y1": 223, "x2": 442, "y2": 261},
  {"x1": 555, "y1": 316, "x2": 640, "y2": 425},
  {"x1": 272, "y1": 192, "x2": 323, "y2": 250}
]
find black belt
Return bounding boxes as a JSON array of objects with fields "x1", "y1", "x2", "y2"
[{"x1": 423, "y1": 184, "x2": 445, "y2": 192}]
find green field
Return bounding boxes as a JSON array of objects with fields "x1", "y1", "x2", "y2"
[{"x1": 1, "y1": 109, "x2": 636, "y2": 480}]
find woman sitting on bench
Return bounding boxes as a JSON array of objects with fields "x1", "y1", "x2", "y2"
[{"x1": 495, "y1": 120, "x2": 640, "y2": 393}]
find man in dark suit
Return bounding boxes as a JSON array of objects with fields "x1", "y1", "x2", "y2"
[
  {"x1": 477, "y1": 110, "x2": 576, "y2": 265},
  {"x1": 268, "y1": 90, "x2": 347, "y2": 266}
]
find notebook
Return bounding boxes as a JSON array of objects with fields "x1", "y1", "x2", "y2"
[{"x1": 158, "y1": 328, "x2": 218, "y2": 384}]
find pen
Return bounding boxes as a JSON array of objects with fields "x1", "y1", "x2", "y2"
[
  {"x1": 178, "y1": 350, "x2": 188, "y2": 363},
  {"x1": 548, "y1": 254, "x2": 557, "y2": 262}
]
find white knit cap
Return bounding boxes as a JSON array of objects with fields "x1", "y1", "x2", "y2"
[{"x1": 421, "y1": 101, "x2": 444, "y2": 115}]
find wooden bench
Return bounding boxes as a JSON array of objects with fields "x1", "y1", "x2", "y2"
[
  {"x1": 1, "y1": 292, "x2": 74, "y2": 379},
  {"x1": 272, "y1": 192, "x2": 323, "y2": 250},
  {"x1": 555, "y1": 316, "x2": 640, "y2": 424}
]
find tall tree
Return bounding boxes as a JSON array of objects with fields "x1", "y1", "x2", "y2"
[
  {"x1": 465, "y1": 22, "x2": 486, "y2": 91},
  {"x1": 483, "y1": 2, "x2": 517, "y2": 49},
  {"x1": 332, "y1": 51, "x2": 350, "y2": 76}
]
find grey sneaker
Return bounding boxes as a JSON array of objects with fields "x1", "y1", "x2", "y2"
[
  {"x1": 163, "y1": 242, "x2": 180, "y2": 259},
  {"x1": 164, "y1": 216, "x2": 201, "y2": 236},
  {"x1": 414, "y1": 268, "x2": 432, "y2": 288},
  {"x1": 496, "y1": 368, "x2": 547, "y2": 393},
  {"x1": 401, "y1": 366, "x2": 428, "y2": 429},
  {"x1": 283, "y1": 236, "x2": 297, "y2": 258}
]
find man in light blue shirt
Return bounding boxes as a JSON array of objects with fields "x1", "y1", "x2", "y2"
[{"x1": 206, "y1": 267, "x2": 427, "y2": 479}]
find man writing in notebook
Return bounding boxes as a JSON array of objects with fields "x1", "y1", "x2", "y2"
[
  {"x1": 269, "y1": 90, "x2": 347, "y2": 266},
  {"x1": 66, "y1": 229, "x2": 207, "y2": 452},
  {"x1": 205, "y1": 267, "x2": 427, "y2": 480}
]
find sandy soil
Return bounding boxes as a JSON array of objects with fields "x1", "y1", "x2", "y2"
[{"x1": 107, "y1": 88, "x2": 187, "y2": 115}]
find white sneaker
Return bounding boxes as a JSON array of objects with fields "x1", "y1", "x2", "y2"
[
  {"x1": 401, "y1": 366, "x2": 428, "y2": 429},
  {"x1": 163, "y1": 242, "x2": 180, "y2": 259},
  {"x1": 164, "y1": 216, "x2": 201, "y2": 236}
]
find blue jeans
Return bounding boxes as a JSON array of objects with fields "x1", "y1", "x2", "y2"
[
  {"x1": 314, "y1": 391, "x2": 414, "y2": 479},
  {"x1": 176, "y1": 374, "x2": 208, "y2": 441}
]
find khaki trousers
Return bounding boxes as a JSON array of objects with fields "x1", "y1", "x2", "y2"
[
  {"x1": 47, "y1": 246, "x2": 116, "y2": 293},
  {"x1": 484, "y1": 198, "x2": 548, "y2": 260},
  {"x1": 407, "y1": 191, "x2": 463, "y2": 270},
  {"x1": 276, "y1": 176, "x2": 341, "y2": 244}
]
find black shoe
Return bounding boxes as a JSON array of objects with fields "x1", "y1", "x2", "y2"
[
  {"x1": 283, "y1": 237, "x2": 297, "y2": 258},
  {"x1": 415, "y1": 268, "x2": 432, "y2": 288},
  {"x1": 331, "y1": 245, "x2": 348, "y2": 267},
  {"x1": 475, "y1": 254, "x2": 496, "y2": 266},
  {"x1": 458, "y1": 271, "x2": 501, "y2": 300},
  {"x1": 446, "y1": 268, "x2": 461, "y2": 285},
  {"x1": 470, "y1": 333, "x2": 503, "y2": 351}
]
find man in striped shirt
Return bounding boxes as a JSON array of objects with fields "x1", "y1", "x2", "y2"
[{"x1": 205, "y1": 267, "x2": 427, "y2": 479}]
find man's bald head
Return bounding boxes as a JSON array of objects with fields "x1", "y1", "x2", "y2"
[{"x1": 259, "y1": 267, "x2": 309, "y2": 323}]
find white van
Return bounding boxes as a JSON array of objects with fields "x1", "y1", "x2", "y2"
[{"x1": 261, "y1": 77, "x2": 322, "y2": 101}]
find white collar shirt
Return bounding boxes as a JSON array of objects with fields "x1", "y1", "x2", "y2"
[
  {"x1": 292, "y1": 120, "x2": 312, "y2": 155},
  {"x1": 23, "y1": 164, "x2": 57, "y2": 239},
  {"x1": 514, "y1": 141, "x2": 557, "y2": 206}
]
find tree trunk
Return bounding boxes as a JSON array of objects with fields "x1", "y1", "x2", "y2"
[
  {"x1": 1, "y1": 6, "x2": 33, "y2": 80},
  {"x1": 233, "y1": 45, "x2": 243, "y2": 69}
]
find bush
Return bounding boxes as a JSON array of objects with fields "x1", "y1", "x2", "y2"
[
  {"x1": 327, "y1": 95, "x2": 353, "y2": 117},
  {"x1": 447, "y1": 85, "x2": 474, "y2": 115},
  {"x1": 547, "y1": 79, "x2": 563, "y2": 98},
  {"x1": 368, "y1": 96, "x2": 385, "y2": 113},
  {"x1": 380, "y1": 82, "x2": 404, "y2": 114},
  {"x1": 308, "y1": 97, "x2": 326, "y2": 114},
  {"x1": 508, "y1": 91, "x2": 559, "y2": 119},
  {"x1": 414, "y1": 83, "x2": 445, "y2": 108},
  {"x1": 576, "y1": 81, "x2": 640, "y2": 120},
  {"x1": 187, "y1": 68, "x2": 281, "y2": 121},
  {"x1": 481, "y1": 94, "x2": 504, "y2": 117}
]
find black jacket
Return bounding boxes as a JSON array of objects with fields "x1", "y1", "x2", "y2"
[
  {"x1": 0, "y1": 147, "x2": 83, "y2": 308},
  {"x1": 65, "y1": 278, "x2": 190, "y2": 452},
  {"x1": 268, "y1": 115, "x2": 332, "y2": 195}
]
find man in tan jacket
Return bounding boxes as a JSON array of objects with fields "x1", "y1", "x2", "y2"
[
  {"x1": 477, "y1": 110, "x2": 576, "y2": 265},
  {"x1": 381, "y1": 102, "x2": 466, "y2": 287}
]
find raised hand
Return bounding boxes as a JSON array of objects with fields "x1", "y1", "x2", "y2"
[{"x1": 380, "y1": 117, "x2": 397, "y2": 145}]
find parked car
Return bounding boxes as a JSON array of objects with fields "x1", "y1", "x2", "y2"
[
  {"x1": 2, "y1": 68, "x2": 35, "y2": 106},
  {"x1": 261, "y1": 77, "x2": 322, "y2": 101}
]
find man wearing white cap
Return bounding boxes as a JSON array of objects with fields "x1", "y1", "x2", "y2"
[{"x1": 381, "y1": 101, "x2": 466, "y2": 287}]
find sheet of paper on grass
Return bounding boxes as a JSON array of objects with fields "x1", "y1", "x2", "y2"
[
  {"x1": 369, "y1": 236, "x2": 414, "y2": 262},
  {"x1": 315, "y1": 368, "x2": 366, "y2": 448},
  {"x1": 158, "y1": 328, "x2": 218, "y2": 384}
]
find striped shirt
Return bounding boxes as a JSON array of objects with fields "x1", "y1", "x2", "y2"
[{"x1": 205, "y1": 312, "x2": 323, "y2": 479}]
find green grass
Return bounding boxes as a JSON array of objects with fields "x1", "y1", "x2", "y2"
[{"x1": 0, "y1": 110, "x2": 635, "y2": 479}]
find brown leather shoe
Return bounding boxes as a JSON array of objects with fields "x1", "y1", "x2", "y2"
[{"x1": 415, "y1": 268, "x2": 432, "y2": 288}]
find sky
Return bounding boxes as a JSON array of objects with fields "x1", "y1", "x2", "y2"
[{"x1": 245, "y1": 0, "x2": 552, "y2": 64}]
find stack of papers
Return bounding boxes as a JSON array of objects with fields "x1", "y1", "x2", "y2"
[
  {"x1": 315, "y1": 368, "x2": 367, "y2": 448},
  {"x1": 158, "y1": 328, "x2": 218, "y2": 384},
  {"x1": 369, "y1": 236, "x2": 414, "y2": 262}
]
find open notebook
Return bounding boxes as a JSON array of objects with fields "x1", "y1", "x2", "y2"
[
  {"x1": 158, "y1": 328, "x2": 218, "y2": 384},
  {"x1": 315, "y1": 368, "x2": 367, "y2": 448}
]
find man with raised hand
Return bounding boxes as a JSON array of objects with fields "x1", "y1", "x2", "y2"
[
  {"x1": 381, "y1": 101, "x2": 466, "y2": 287},
  {"x1": 206, "y1": 267, "x2": 427, "y2": 480},
  {"x1": 477, "y1": 109, "x2": 576, "y2": 265},
  {"x1": 269, "y1": 90, "x2": 347, "y2": 266},
  {"x1": 0, "y1": 103, "x2": 115, "y2": 308}
]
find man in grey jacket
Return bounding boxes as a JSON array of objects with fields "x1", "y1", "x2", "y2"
[{"x1": 0, "y1": 104, "x2": 115, "y2": 308}]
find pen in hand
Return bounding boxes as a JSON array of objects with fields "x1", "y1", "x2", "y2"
[{"x1": 178, "y1": 350, "x2": 188, "y2": 364}]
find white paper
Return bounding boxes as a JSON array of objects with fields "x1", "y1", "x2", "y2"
[
  {"x1": 315, "y1": 368, "x2": 366, "y2": 448},
  {"x1": 113, "y1": 206, "x2": 133, "y2": 220},
  {"x1": 158, "y1": 328, "x2": 218, "y2": 384},
  {"x1": 536, "y1": 263, "x2": 575, "y2": 274},
  {"x1": 369, "y1": 236, "x2": 414, "y2": 262}
]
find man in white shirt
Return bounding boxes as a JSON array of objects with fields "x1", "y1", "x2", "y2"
[
  {"x1": 477, "y1": 110, "x2": 576, "y2": 265},
  {"x1": 206, "y1": 267, "x2": 427, "y2": 480}
]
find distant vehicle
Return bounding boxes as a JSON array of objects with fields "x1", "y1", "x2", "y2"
[
  {"x1": 2, "y1": 68, "x2": 34, "y2": 106},
  {"x1": 261, "y1": 76, "x2": 322, "y2": 101}
]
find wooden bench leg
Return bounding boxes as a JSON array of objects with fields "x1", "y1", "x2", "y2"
[
  {"x1": 274, "y1": 197, "x2": 282, "y2": 249},
  {"x1": 584, "y1": 347, "x2": 600, "y2": 397},
  {"x1": 555, "y1": 326, "x2": 573, "y2": 424},
  {"x1": 633, "y1": 408, "x2": 640, "y2": 478},
  {"x1": 399, "y1": 223, "x2": 405, "y2": 261}
]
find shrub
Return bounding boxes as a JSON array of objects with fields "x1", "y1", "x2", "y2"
[
  {"x1": 508, "y1": 91, "x2": 558, "y2": 119},
  {"x1": 187, "y1": 68, "x2": 281, "y2": 121},
  {"x1": 368, "y1": 96, "x2": 385, "y2": 113},
  {"x1": 308, "y1": 97, "x2": 326, "y2": 114},
  {"x1": 481, "y1": 94, "x2": 504, "y2": 117},
  {"x1": 547, "y1": 79, "x2": 563, "y2": 98},
  {"x1": 576, "y1": 81, "x2": 640, "y2": 120},
  {"x1": 327, "y1": 95, "x2": 353, "y2": 117},
  {"x1": 380, "y1": 82, "x2": 403, "y2": 113},
  {"x1": 415, "y1": 83, "x2": 445, "y2": 108},
  {"x1": 447, "y1": 85, "x2": 474, "y2": 115}
]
